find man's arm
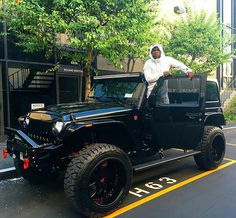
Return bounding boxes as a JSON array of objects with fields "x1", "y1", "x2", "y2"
[
  {"x1": 167, "y1": 57, "x2": 194, "y2": 78},
  {"x1": 168, "y1": 57, "x2": 192, "y2": 73}
]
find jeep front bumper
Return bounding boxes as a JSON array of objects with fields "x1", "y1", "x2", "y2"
[{"x1": 3, "y1": 127, "x2": 62, "y2": 168}]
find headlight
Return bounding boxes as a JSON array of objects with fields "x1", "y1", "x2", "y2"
[
  {"x1": 53, "y1": 121, "x2": 64, "y2": 134},
  {"x1": 23, "y1": 117, "x2": 30, "y2": 128}
]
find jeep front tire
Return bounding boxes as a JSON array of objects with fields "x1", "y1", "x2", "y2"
[
  {"x1": 64, "y1": 143, "x2": 133, "y2": 217},
  {"x1": 194, "y1": 126, "x2": 225, "y2": 170}
]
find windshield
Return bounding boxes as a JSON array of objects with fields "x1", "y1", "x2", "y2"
[{"x1": 88, "y1": 78, "x2": 144, "y2": 104}]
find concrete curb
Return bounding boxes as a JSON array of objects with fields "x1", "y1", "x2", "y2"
[{"x1": 0, "y1": 167, "x2": 18, "y2": 180}]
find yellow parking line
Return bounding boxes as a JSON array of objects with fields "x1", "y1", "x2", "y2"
[
  {"x1": 226, "y1": 143, "x2": 236, "y2": 147},
  {"x1": 224, "y1": 157, "x2": 236, "y2": 162},
  {"x1": 105, "y1": 160, "x2": 236, "y2": 218}
]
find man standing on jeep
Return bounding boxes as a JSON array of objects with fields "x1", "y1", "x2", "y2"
[{"x1": 144, "y1": 44, "x2": 194, "y2": 98}]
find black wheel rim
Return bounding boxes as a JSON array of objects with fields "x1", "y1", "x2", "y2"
[
  {"x1": 210, "y1": 135, "x2": 225, "y2": 162},
  {"x1": 88, "y1": 159, "x2": 126, "y2": 206}
]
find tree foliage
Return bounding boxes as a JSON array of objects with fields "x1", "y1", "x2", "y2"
[
  {"x1": 224, "y1": 95, "x2": 236, "y2": 122},
  {"x1": 2, "y1": 0, "x2": 157, "y2": 97},
  {"x1": 158, "y1": 10, "x2": 234, "y2": 73}
]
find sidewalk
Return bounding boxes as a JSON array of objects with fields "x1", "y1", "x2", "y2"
[
  {"x1": 224, "y1": 122, "x2": 236, "y2": 128},
  {"x1": 0, "y1": 143, "x2": 17, "y2": 180},
  {"x1": 0, "y1": 142, "x2": 14, "y2": 168}
]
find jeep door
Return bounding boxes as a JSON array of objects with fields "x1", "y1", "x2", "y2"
[{"x1": 148, "y1": 74, "x2": 206, "y2": 149}]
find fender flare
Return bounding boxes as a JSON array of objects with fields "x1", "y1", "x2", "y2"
[
  {"x1": 64, "y1": 119, "x2": 136, "y2": 146},
  {"x1": 204, "y1": 113, "x2": 226, "y2": 127}
]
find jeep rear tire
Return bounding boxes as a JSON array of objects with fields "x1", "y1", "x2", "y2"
[
  {"x1": 14, "y1": 158, "x2": 58, "y2": 184},
  {"x1": 64, "y1": 143, "x2": 133, "y2": 217},
  {"x1": 194, "y1": 126, "x2": 225, "y2": 170}
]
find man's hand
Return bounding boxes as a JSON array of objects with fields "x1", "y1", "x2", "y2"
[
  {"x1": 163, "y1": 71, "x2": 172, "y2": 77},
  {"x1": 187, "y1": 71, "x2": 194, "y2": 79}
]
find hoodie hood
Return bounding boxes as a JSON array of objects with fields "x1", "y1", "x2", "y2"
[{"x1": 149, "y1": 44, "x2": 166, "y2": 63}]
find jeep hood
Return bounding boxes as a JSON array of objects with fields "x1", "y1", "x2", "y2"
[{"x1": 28, "y1": 102, "x2": 133, "y2": 122}]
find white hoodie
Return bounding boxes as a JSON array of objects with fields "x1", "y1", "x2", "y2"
[{"x1": 143, "y1": 44, "x2": 192, "y2": 97}]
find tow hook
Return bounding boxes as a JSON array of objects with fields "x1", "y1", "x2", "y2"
[
  {"x1": 23, "y1": 158, "x2": 30, "y2": 170},
  {"x1": 20, "y1": 152, "x2": 30, "y2": 170},
  {"x1": 1, "y1": 149, "x2": 8, "y2": 159}
]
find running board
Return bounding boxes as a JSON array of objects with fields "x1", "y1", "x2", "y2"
[{"x1": 133, "y1": 150, "x2": 201, "y2": 173}]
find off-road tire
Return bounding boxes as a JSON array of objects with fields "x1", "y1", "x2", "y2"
[
  {"x1": 194, "y1": 126, "x2": 225, "y2": 170},
  {"x1": 14, "y1": 158, "x2": 58, "y2": 184},
  {"x1": 64, "y1": 143, "x2": 133, "y2": 217}
]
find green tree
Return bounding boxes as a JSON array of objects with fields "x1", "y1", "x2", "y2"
[
  {"x1": 2, "y1": 0, "x2": 157, "y2": 97},
  {"x1": 158, "y1": 10, "x2": 234, "y2": 73}
]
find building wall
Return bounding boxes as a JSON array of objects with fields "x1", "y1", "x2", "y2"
[
  {"x1": 232, "y1": 0, "x2": 236, "y2": 85},
  {"x1": 153, "y1": 0, "x2": 217, "y2": 21},
  {"x1": 190, "y1": 0, "x2": 217, "y2": 12},
  {"x1": 217, "y1": 0, "x2": 235, "y2": 88},
  {"x1": 221, "y1": 0, "x2": 233, "y2": 87}
]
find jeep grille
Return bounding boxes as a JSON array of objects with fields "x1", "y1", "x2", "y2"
[{"x1": 26, "y1": 119, "x2": 56, "y2": 144}]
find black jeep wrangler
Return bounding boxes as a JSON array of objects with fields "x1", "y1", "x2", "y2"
[{"x1": 3, "y1": 73, "x2": 225, "y2": 217}]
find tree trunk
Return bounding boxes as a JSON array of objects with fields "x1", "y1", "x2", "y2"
[
  {"x1": 131, "y1": 58, "x2": 136, "y2": 73},
  {"x1": 84, "y1": 50, "x2": 93, "y2": 100},
  {"x1": 127, "y1": 57, "x2": 136, "y2": 73},
  {"x1": 127, "y1": 58, "x2": 131, "y2": 72}
]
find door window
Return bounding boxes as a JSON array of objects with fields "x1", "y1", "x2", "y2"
[
  {"x1": 205, "y1": 80, "x2": 220, "y2": 108},
  {"x1": 206, "y1": 81, "x2": 219, "y2": 102},
  {"x1": 155, "y1": 77, "x2": 201, "y2": 107}
]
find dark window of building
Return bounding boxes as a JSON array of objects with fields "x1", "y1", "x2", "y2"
[{"x1": 58, "y1": 76, "x2": 80, "y2": 103}]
